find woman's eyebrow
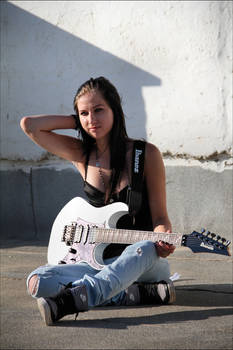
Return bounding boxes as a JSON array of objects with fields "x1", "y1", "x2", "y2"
[
  {"x1": 94, "y1": 104, "x2": 105, "y2": 108},
  {"x1": 79, "y1": 104, "x2": 105, "y2": 111}
]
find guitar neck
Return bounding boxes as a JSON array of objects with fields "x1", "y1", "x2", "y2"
[{"x1": 91, "y1": 227, "x2": 184, "y2": 246}]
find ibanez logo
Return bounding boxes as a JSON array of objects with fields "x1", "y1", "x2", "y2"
[
  {"x1": 200, "y1": 242, "x2": 214, "y2": 250},
  {"x1": 134, "y1": 149, "x2": 142, "y2": 173}
]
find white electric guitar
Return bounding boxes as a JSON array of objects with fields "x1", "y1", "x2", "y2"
[{"x1": 48, "y1": 197, "x2": 231, "y2": 270}]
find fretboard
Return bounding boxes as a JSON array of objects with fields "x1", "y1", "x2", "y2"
[{"x1": 90, "y1": 227, "x2": 183, "y2": 246}]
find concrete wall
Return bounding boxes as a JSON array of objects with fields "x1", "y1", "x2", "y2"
[
  {"x1": 1, "y1": 161, "x2": 232, "y2": 245},
  {"x1": 1, "y1": 1, "x2": 232, "y2": 244}
]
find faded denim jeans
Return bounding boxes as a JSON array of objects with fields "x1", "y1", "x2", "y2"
[{"x1": 26, "y1": 240, "x2": 171, "y2": 308}]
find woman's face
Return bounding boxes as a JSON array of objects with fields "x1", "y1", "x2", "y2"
[{"x1": 77, "y1": 90, "x2": 114, "y2": 142}]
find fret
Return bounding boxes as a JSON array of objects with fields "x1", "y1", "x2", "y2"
[
  {"x1": 142, "y1": 231, "x2": 147, "y2": 241},
  {"x1": 115, "y1": 231, "x2": 120, "y2": 243},
  {"x1": 103, "y1": 228, "x2": 109, "y2": 243},
  {"x1": 115, "y1": 230, "x2": 121, "y2": 243},
  {"x1": 107, "y1": 229, "x2": 111, "y2": 243},
  {"x1": 148, "y1": 231, "x2": 154, "y2": 242},
  {"x1": 129, "y1": 230, "x2": 137, "y2": 243},
  {"x1": 124, "y1": 231, "x2": 129, "y2": 243},
  {"x1": 95, "y1": 227, "x2": 101, "y2": 242},
  {"x1": 104, "y1": 227, "x2": 107, "y2": 242},
  {"x1": 113, "y1": 230, "x2": 117, "y2": 243},
  {"x1": 119, "y1": 230, "x2": 124, "y2": 243},
  {"x1": 121, "y1": 230, "x2": 128, "y2": 244},
  {"x1": 109, "y1": 229, "x2": 114, "y2": 243},
  {"x1": 131, "y1": 231, "x2": 134, "y2": 243},
  {"x1": 127, "y1": 230, "x2": 132, "y2": 244},
  {"x1": 108, "y1": 229, "x2": 114, "y2": 243},
  {"x1": 136, "y1": 231, "x2": 141, "y2": 243}
]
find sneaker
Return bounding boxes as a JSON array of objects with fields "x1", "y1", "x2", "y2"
[
  {"x1": 124, "y1": 284, "x2": 141, "y2": 305},
  {"x1": 37, "y1": 285, "x2": 88, "y2": 326},
  {"x1": 138, "y1": 280, "x2": 176, "y2": 305}
]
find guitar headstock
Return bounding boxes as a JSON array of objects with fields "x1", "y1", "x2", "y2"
[{"x1": 182, "y1": 229, "x2": 231, "y2": 256}]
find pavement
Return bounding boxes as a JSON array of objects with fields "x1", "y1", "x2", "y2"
[{"x1": 0, "y1": 240, "x2": 232, "y2": 350}]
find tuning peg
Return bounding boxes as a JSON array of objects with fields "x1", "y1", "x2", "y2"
[
  {"x1": 210, "y1": 233, "x2": 216, "y2": 239},
  {"x1": 216, "y1": 235, "x2": 221, "y2": 241},
  {"x1": 201, "y1": 228, "x2": 205, "y2": 233},
  {"x1": 205, "y1": 230, "x2": 210, "y2": 236},
  {"x1": 193, "y1": 231, "x2": 199, "y2": 237},
  {"x1": 219, "y1": 237, "x2": 231, "y2": 247}
]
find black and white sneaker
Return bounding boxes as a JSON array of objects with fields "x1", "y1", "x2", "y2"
[
  {"x1": 37, "y1": 285, "x2": 88, "y2": 326},
  {"x1": 138, "y1": 280, "x2": 176, "y2": 305}
]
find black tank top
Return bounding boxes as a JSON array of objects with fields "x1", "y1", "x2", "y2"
[{"x1": 83, "y1": 150, "x2": 153, "y2": 232}]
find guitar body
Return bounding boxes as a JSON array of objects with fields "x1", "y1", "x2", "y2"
[{"x1": 48, "y1": 197, "x2": 129, "y2": 269}]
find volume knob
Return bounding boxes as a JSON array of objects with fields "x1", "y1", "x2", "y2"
[{"x1": 69, "y1": 248, "x2": 77, "y2": 254}]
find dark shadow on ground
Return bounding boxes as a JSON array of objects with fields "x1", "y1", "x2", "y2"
[{"x1": 54, "y1": 307, "x2": 233, "y2": 329}]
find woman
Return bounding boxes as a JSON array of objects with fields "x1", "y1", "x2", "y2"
[{"x1": 20, "y1": 77, "x2": 175, "y2": 326}]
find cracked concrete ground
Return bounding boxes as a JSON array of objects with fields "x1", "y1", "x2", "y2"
[{"x1": 0, "y1": 241, "x2": 232, "y2": 350}]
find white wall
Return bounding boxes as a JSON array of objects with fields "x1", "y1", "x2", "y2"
[{"x1": 1, "y1": 1, "x2": 232, "y2": 162}]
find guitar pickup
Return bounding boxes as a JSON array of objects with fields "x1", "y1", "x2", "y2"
[{"x1": 74, "y1": 225, "x2": 84, "y2": 243}]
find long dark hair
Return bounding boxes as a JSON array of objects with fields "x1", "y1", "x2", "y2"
[{"x1": 73, "y1": 76, "x2": 129, "y2": 195}]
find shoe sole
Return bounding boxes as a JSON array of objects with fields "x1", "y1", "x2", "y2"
[
  {"x1": 166, "y1": 282, "x2": 176, "y2": 304},
  {"x1": 37, "y1": 298, "x2": 53, "y2": 326},
  {"x1": 157, "y1": 282, "x2": 176, "y2": 304}
]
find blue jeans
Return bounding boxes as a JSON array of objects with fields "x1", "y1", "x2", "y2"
[{"x1": 26, "y1": 240, "x2": 171, "y2": 308}]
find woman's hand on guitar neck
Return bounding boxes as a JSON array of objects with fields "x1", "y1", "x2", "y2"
[
  {"x1": 155, "y1": 240, "x2": 176, "y2": 258},
  {"x1": 153, "y1": 221, "x2": 175, "y2": 258}
]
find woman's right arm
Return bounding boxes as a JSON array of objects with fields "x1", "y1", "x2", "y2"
[{"x1": 20, "y1": 114, "x2": 84, "y2": 162}]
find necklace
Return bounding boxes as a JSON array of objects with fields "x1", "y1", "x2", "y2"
[
  {"x1": 95, "y1": 145, "x2": 108, "y2": 167},
  {"x1": 95, "y1": 147, "x2": 109, "y2": 195},
  {"x1": 95, "y1": 147, "x2": 115, "y2": 204}
]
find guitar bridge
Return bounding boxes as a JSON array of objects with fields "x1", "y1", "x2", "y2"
[{"x1": 62, "y1": 222, "x2": 77, "y2": 246}]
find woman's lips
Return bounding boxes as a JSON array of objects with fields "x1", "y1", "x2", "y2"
[{"x1": 89, "y1": 126, "x2": 99, "y2": 131}]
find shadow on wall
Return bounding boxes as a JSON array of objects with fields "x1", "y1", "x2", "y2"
[
  {"x1": 1, "y1": 2, "x2": 161, "y2": 242},
  {"x1": 2, "y1": 2, "x2": 161, "y2": 152}
]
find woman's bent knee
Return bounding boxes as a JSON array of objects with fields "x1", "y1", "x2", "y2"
[
  {"x1": 123, "y1": 240, "x2": 157, "y2": 258},
  {"x1": 133, "y1": 240, "x2": 157, "y2": 257},
  {"x1": 27, "y1": 274, "x2": 39, "y2": 296}
]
